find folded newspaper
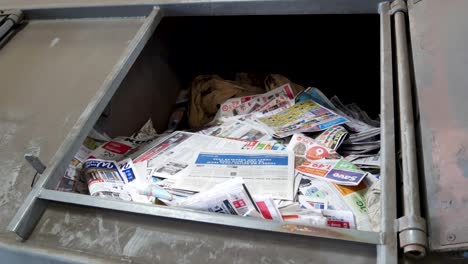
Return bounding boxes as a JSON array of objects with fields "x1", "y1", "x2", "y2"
[
  {"x1": 298, "y1": 175, "x2": 372, "y2": 230},
  {"x1": 315, "y1": 125, "x2": 348, "y2": 150},
  {"x1": 281, "y1": 207, "x2": 357, "y2": 229},
  {"x1": 281, "y1": 210, "x2": 328, "y2": 227},
  {"x1": 217, "y1": 83, "x2": 295, "y2": 118},
  {"x1": 322, "y1": 209, "x2": 356, "y2": 229},
  {"x1": 56, "y1": 137, "x2": 104, "y2": 192},
  {"x1": 178, "y1": 178, "x2": 262, "y2": 218},
  {"x1": 232, "y1": 85, "x2": 294, "y2": 116},
  {"x1": 298, "y1": 195, "x2": 328, "y2": 210},
  {"x1": 296, "y1": 87, "x2": 378, "y2": 133},
  {"x1": 287, "y1": 134, "x2": 368, "y2": 186},
  {"x1": 132, "y1": 131, "x2": 248, "y2": 180},
  {"x1": 55, "y1": 79, "x2": 382, "y2": 232},
  {"x1": 82, "y1": 157, "x2": 162, "y2": 204},
  {"x1": 345, "y1": 153, "x2": 381, "y2": 170},
  {"x1": 345, "y1": 127, "x2": 380, "y2": 143},
  {"x1": 118, "y1": 158, "x2": 157, "y2": 204},
  {"x1": 257, "y1": 100, "x2": 348, "y2": 138},
  {"x1": 171, "y1": 150, "x2": 296, "y2": 200},
  {"x1": 340, "y1": 141, "x2": 381, "y2": 155},
  {"x1": 242, "y1": 140, "x2": 287, "y2": 151},
  {"x1": 330, "y1": 96, "x2": 380, "y2": 128},
  {"x1": 89, "y1": 136, "x2": 156, "y2": 161},
  {"x1": 254, "y1": 195, "x2": 283, "y2": 221},
  {"x1": 198, "y1": 116, "x2": 272, "y2": 141},
  {"x1": 83, "y1": 159, "x2": 131, "y2": 200}
]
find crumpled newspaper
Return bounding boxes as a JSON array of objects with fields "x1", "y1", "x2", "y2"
[
  {"x1": 131, "y1": 119, "x2": 159, "y2": 140},
  {"x1": 188, "y1": 74, "x2": 304, "y2": 128}
]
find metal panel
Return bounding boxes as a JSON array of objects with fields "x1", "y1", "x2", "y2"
[
  {"x1": 29, "y1": 202, "x2": 377, "y2": 264},
  {"x1": 408, "y1": 0, "x2": 468, "y2": 252},
  {"x1": 0, "y1": 13, "x2": 145, "y2": 237},
  {"x1": 7, "y1": 8, "x2": 162, "y2": 239}
]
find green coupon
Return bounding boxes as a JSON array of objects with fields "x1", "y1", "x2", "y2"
[{"x1": 334, "y1": 158, "x2": 363, "y2": 173}]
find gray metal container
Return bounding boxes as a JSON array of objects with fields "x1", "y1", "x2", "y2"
[{"x1": 1, "y1": 0, "x2": 466, "y2": 263}]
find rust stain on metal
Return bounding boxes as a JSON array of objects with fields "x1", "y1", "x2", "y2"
[{"x1": 281, "y1": 224, "x2": 352, "y2": 240}]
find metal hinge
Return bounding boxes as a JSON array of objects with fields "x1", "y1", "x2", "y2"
[
  {"x1": 395, "y1": 216, "x2": 428, "y2": 258},
  {"x1": 389, "y1": 0, "x2": 428, "y2": 258},
  {"x1": 390, "y1": 0, "x2": 408, "y2": 15}
]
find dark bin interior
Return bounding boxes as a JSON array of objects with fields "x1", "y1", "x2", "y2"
[{"x1": 97, "y1": 14, "x2": 380, "y2": 138}]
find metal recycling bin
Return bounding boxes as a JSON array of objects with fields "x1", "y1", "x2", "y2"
[{"x1": 0, "y1": 0, "x2": 466, "y2": 263}]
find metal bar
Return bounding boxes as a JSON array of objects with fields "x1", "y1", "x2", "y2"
[
  {"x1": 392, "y1": 0, "x2": 427, "y2": 258},
  {"x1": 39, "y1": 189, "x2": 384, "y2": 245},
  {"x1": 7, "y1": 7, "x2": 163, "y2": 240},
  {"x1": 0, "y1": 19, "x2": 14, "y2": 39},
  {"x1": 159, "y1": 0, "x2": 379, "y2": 16},
  {"x1": 24, "y1": 5, "x2": 153, "y2": 19},
  {"x1": 395, "y1": 0, "x2": 419, "y2": 218},
  {"x1": 377, "y1": 2, "x2": 397, "y2": 264},
  {"x1": 18, "y1": 0, "x2": 381, "y2": 18}
]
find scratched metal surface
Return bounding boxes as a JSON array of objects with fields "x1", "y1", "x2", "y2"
[
  {"x1": 0, "y1": 17, "x2": 150, "y2": 262},
  {"x1": 0, "y1": 18, "x2": 144, "y2": 229},
  {"x1": 27, "y1": 203, "x2": 376, "y2": 263},
  {"x1": 408, "y1": 0, "x2": 468, "y2": 252}
]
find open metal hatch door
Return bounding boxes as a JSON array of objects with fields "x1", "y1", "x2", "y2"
[
  {"x1": 1, "y1": 6, "x2": 161, "y2": 238},
  {"x1": 408, "y1": 0, "x2": 468, "y2": 252}
]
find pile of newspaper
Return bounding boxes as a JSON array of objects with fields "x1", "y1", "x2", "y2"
[{"x1": 57, "y1": 82, "x2": 382, "y2": 232}]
